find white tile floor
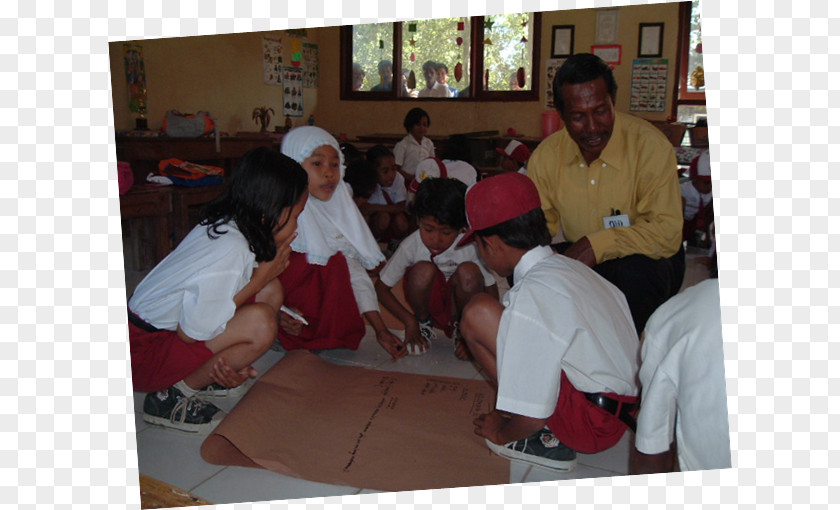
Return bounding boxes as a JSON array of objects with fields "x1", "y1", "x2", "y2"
[{"x1": 130, "y1": 246, "x2": 713, "y2": 505}]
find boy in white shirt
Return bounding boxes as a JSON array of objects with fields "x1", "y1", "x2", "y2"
[
  {"x1": 375, "y1": 178, "x2": 498, "y2": 358},
  {"x1": 458, "y1": 172, "x2": 640, "y2": 471}
]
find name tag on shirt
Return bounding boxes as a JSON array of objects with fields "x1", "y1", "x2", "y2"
[{"x1": 603, "y1": 213, "x2": 630, "y2": 229}]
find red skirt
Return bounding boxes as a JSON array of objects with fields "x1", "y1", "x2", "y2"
[
  {"x1": 128, "y1": 314, "x2": 214, "y2": 393},
  {"x1": 277, "y1": 251, "x2": 366, "y2": 351},
  {"x1": 546, "y1": 372, "x2": 638, "y2": 454}
]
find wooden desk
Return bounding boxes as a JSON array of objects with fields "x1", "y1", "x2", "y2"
[
  {"x1": 119, "y1": 183, "x2": 229, "y2": 270},
  {"x1": 116, "y1": 135, "x2": 277, "y2": 185},
  {"x1": 120, "y1": 184, "x2": 173, "y2": 270}
]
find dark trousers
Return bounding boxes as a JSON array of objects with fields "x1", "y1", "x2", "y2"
[{"x1": 552, "y1": 243, "x2": 686, "y2": 337}]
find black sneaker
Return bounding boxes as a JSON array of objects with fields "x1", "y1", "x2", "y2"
[
  {"x1": 196, "y1": 381, "x2": 249, "y2": 399},
  {"x1": 142, "y1": 386, "x2": 224, "y2": 434},
  {"x1": 485, "y1": 427, "x2": 577, "y2": 471}
]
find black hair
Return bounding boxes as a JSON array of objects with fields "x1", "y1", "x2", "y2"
[
  {"x1": 201, "y1": 146, "x2": 308, "y2": 262},
  {"x1": 475, "y1": 208, "x2": 551, "y2": 251},
  {"x1": 412, "y1": 178, "x2": 467, "y2": 230},
  {"x1": 340, "y1": 142, "x2": 364, "y2": 165},
  {"x1": 343, "y1": 158, "x2": 378, "y2": 200},
  {"x1": 442, "y1": 134, "x2": 472, "y2": 163},
  {"x1": 378, "y1": 60, "x2": 392, "y2": 72},
  {"x1": 422, "y1": 60, "x2": 437, "y2": 72},
  {"x1": 435, "y1": 63, "x2": 449, "y2": 73},
  {"x1": 552, "y1": 53, "x2": 618, "y2": 116},
  {"x1": 403, "y1": 107, "x2": 431, "y2": 132},
  {"x1": 365, "y1": 144, "x2": 395, "y2": 166}
]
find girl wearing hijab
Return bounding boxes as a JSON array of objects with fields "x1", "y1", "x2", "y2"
[{"x1": 278, "y1": 126, "x2": 407, "y2": 359}]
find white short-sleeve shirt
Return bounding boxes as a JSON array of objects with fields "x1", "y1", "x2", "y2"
[
  {"x1": 495, "y1": 246, "x2": 639, "y2": 420},
  {"x1": 412, "y1": 158, "x2": 477, "y2": 190},
  {"x1": 128, "y1": 221, "x2": 256, "y2": 341},
  {"x1": 634, "y1": 279, "x2": 731, "y2": 471},
  {"x1": 680, "y1": 180, "x2": 713, "y2": 221},
  {"x1": 378, "y1": 230, "x2": 496, "y2": 289},
  {"x1": 369, "y1": 172, "x2": 407, "y2": 206},
  {"x1": 393, "y1": 134, "x2": 436, "y2": 177}
]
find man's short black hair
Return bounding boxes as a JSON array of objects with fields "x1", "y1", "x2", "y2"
[
  {"x1": 403, "y1": 107, "x2": 430, "y2": 132},
  {"x1": 552, "y1": 53, "x2": 618, "y2": 116},
  {"x1": 413, "y1": 177, "x2": 467, "y2": 230},
  {"x1": 475, "y1": 207, "x2": 551, "y2": 251}
]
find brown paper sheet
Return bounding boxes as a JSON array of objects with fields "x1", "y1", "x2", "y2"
[{"x1": 201, "y1": 350, "x2": 508, "y2": 492}]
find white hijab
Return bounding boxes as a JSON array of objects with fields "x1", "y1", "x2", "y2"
[{"x1": 281, "y1": 126, "x2": 385, "y2": 269}]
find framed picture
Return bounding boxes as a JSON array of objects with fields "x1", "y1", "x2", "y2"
[
  {"x1": 551, "y1": 25, "x2": 575, "y2": 58},
  {"x1": 595, "y1": 8, "x2": 619, "y2": 44},
  {"x1": 591, "y1": 45, "x2": 622, "y2": 66},
  {"x1": 638, "y1": 22, "x2": 664, "y2": 57}
]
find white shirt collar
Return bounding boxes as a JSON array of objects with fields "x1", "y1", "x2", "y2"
[{"x1": 512, "y1": 245, "x2": 554, "y2": 285}]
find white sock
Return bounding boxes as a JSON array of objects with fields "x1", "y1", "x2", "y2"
[{"x1": 174, "y1": 380, "x2": 198, "y2": 397}]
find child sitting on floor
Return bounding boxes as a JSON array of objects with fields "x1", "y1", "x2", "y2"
[
  {"x1": 278, "y1": 126, "x2": 406, "y2": 360},
  {"x1": 362, "y1": 144, "x2": 410, "y2": 243},
  {"x1": 458, "y1": 172, "x2": 640, "y2": 472},
  {"x1": 495, "y1": 139, "x2": 531, "y2": 175},
  {"x1": 375, "y1": 178, "x2": 498, "y2": 358},
  {"x1": 128, "y1": 146, "x2": 308, "y2": 433},
  {"x1": 681, "y1": 149, "x2": 714, "y2": 246}
]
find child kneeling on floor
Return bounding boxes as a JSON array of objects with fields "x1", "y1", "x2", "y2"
[
  {"x1": 375, "y1": 177, "x2": 498, "y2": 358},
  {"x1": 128, "y1": 147, "x2": 308, "y2": 433},
  {"x1": 459, "y1": 172, "x2": 640, "y2": 471}
]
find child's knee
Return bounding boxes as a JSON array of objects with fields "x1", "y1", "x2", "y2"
[
  {"x1": 247, "y1": 303, "x2": 279, "y2": 348},
  {"x1": 372, "y1": 212, "x2": 391, "y2": 231},
  {"x1": 453, "y1": 262, "x2": 483, "y2": 290},
  {"x1": 404, "y1": 261, "x2": 437, "y2": 288}
]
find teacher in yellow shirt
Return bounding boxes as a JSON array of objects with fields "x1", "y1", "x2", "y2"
[{"x1": 528, "y1": 53, "x2": 685, "y2": 336}]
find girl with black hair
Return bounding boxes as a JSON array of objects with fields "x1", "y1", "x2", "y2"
[{"x1": 128, "y1": 146, "x2": 308, "y2": 434}]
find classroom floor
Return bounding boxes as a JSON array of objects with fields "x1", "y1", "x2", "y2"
[{"x1": 128, "y1": 246, "x2": 713, "y2": 505}]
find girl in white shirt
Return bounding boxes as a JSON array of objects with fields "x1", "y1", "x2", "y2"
[
  {"x1": 278, "y1": 126, "x2": 406, "y2": 359},
  {"x1": 393, "y1": 107, "x2": 435, "y2": 181}
]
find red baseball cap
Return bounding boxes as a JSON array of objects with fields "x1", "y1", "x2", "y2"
[
  {"x1": 495, "y1": 139, "x2": 531, "y2": 164},
  {"x1": 458, "y1": 172, "x2": 542, "y2": 247}
]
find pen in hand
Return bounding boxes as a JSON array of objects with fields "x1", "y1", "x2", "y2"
[{"x1": 280, "y1": 305, "x2": 309, "y2": 326}]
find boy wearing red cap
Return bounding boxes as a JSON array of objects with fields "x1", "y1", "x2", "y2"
[
  {"x1": 458, "y1": 172, "x2": 640, "y2": 471},
  {"x1": 495, "y1": 139, "x2": 531, "y2": 175}
]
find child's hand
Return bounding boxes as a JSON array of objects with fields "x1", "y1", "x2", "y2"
[
  {"x1": 375, "y1": 328, "x2": 407, "y2": 361},
  {"x1": 279, "y1": 305, "x2": 305, "y2": 336},
  {"x1": 210, "y1": 357, "x2": 258, "y2": 388},
  {"x1": 403, "y1": 326, "x2": 430, "y2": 355}
]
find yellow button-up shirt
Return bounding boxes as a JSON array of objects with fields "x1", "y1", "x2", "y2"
[{"x1": 528, "y1": 111, "x2": 682, "y2": 264}]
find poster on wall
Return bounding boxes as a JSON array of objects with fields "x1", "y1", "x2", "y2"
[
  {"x1": 283, "y1": 67, "x2": 304, "y2": 117},
  {"x1": 262, "y1": 36, "x2": 283, "y2": 85},
  {"x1": 544, "y1": 58, "x2": 567, "y2": 109},
  {"x1": 630, "y1": 58, "x2": 669, "y2": 112},
  {"x1": 302, "y1": 42, "x2": 319, "y2": 88}
]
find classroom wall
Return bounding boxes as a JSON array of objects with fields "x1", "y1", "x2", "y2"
[{"x1": 109, "y1": 3, "x2": 682, "y2": 139}]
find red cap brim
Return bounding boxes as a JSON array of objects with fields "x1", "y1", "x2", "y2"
[{"x1": 457, "y1": 229, "x2": 477, "y2": 247}]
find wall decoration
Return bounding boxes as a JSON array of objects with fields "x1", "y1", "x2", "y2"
[
  {"x1": 290, "y1": 38, "x2": 303, "y2": 67},
  {"x1": 551, "y1": 25, "x2": 574, "y2": 58},
  {"x1": 544, "y1": 58, "x2": 567, "y2": 109},
  {"x1": 630, "y1": 58, "x2": 668, "y2": 112},
  {"x1": 595, "y1": 8, "x2": 619, "y2": 44},
  {"x1": 283, "y1": 66, "x2": 304, "y2": 117},
  {"x1": 638, "y1": 22, "x2": 664, "y2": 58},
  {"x1": 302, "y1": 42, "x2": 319, "y2": 88},
  {"x1": 122, "y1": 43, "x2": 148, "y2": 124},
  {"x1": 262, "y1": 36, "x2": 283, "y2": 85},
  {"x1": 591, "y1": 45, "x2": 622, "y2": 66}
]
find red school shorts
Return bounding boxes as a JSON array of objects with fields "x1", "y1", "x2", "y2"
[
  {"x1": 403, "y1": 262, "x2": 455, "y2": 337},
  {"x1": 546, "y1": 371, "x2": 639, "y2": 454}
]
